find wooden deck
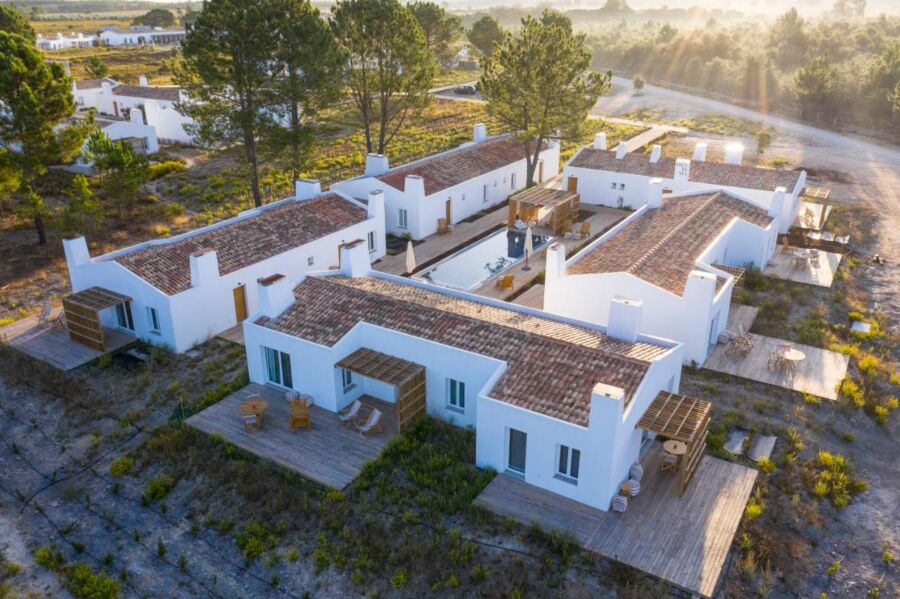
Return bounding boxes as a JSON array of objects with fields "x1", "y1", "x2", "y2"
[
  {"x1": 704, "y1": 305, "x2": 849, "y2": 400},
  {"x1": 475, "y1": 443, "x2": 757, "y2": 599},
  {"x1": 511, "y1": 284, "x2": 545, "y2": 310},
  {"x1": 185, "y1": 383, "x2": 396, "y2": 489},
  {"x1": 793, "y1": 201, "x2": 832, "y2": 231},
  {"x1": 217, "y1": 323, "x2": 245, "y2": 345},
  {"x1": 0, "y1": 311, "x2": 135, "y2": 371},
  {"x1": 763, "y1": 245, "x2": 842, "y2": 287}
]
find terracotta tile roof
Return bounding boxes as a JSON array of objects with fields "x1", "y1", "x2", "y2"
[
  {"x1": 569, "y1": 148, "x2": 802, "y2": 192},
  {"x1": 377, "y1": 136, "x2": 531, "y2": 196},
  {"x1": 112, "y1": 84, "x2": 182, "y2": 102},
  {"x1": 111, "y1": 193, "x2": 367, "y2": 295},
  {"x1": 257, "y1": 275, "x2": 672, "y2": 425},
  {"x1": 567, "y1": 192, "x2": 773, "y2": 295},
  {"x1": 74, "y1": 77, "x2": 117, "y2": 90}
]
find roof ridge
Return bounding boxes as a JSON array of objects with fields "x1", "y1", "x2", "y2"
[{"x1": 627, "y1": 192, "x2": 721, "y2": 275}]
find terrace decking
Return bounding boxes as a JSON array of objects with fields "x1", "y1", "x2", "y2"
[
  {"x1": 764, "y1": 246, "x2": 842, "y2": 287},
  {"x1": 475, "y1": 443, "x2": 757, "y2": 599},
  {"x1": 185, "y1": 383, "x2": 396, "y2": 489},
  {"x1": 704, "y1": 305, "x2": 849, "y2": 400},
  {"x1": 793, "y1": 200, "x2": 832, "y2": 231},
  {"x1": 0, "y1": 310, "x2": 135, "y2": 371}
]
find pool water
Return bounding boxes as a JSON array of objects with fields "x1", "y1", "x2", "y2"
[{"x1": 419, "y1": 228, "x2": 552, "y2": 291}]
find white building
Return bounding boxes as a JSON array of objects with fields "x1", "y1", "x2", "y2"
[
  {"x1": 543, "y1": 184, "x2": 779, "y2": 366},
  {"x1": 62, "y1": 181, "x2": 386, "y2": 353},
  {"x1": 99, "y1": 27, "x2": 186, "y2": 46},
  {"x1": 241, "y1": 240, "x2": 685, "y2": 511},
  {"x1": 36, "y1": 32, "x2": 97, "y2": 50},
  {"x1": 73, "y1": 77, "x2": 195, "y2": 145},
  {"x1": 563, "y1": 134, "x2": 806, "y2": 233},
  {"x1": 333, "y1": 125, "x2": 560, "y2": 240},
  {"x1": 91, "y1": 112, "x2": 159, "y2": 155}
]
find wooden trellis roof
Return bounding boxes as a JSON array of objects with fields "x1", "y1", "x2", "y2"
[
  {"x1": 64, "y1": 287, "x2": 131, "y2": 311},
  {"x1": 637, "y1": 391, "x2": 711, "y2": 444},
  {"x1": 336, "y1": 347, "x2": 424, "y2": 386},
  {"x1": 803, "y1": 186, "x2": 831, "y2": 200},
  {"x1": 513, "y1": 186, "x2": 578, "y2": 208},
  {"x1": 711, "y1": 264, "x2": 745, "y2": 288}
]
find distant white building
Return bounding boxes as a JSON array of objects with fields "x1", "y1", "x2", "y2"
[
  {"x1": 62, "y1": 181, "x2": 386, "y2": 352},
  {"x1": 99, "y1": 26, "x2": 186, "y2": 46},
  {"x1": 333, "y1": 125, "x2": 560, "y2": 240},
  {"x1": 36, "y1": 32, "x2": 97, "y2": 50},
  {"x1": 72, "y1": 77, "x2": 195, "y2": 145},
  {"x1": 543, "y1": 184, "x2": 780, "y2": 365},
  {"x1": 563, "y1": 134, "x2": 806, "y2": 234},
  {"x1": 241, "y1": 239, "x2": 687, "y2": 511}
]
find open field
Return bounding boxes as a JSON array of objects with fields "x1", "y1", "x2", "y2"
[
  {"x1": 44, "y1": 46, "x2": 178, "y2": 85},
  {"x1": 30, "y1": 17, "x2": 135, "y2": 37}
]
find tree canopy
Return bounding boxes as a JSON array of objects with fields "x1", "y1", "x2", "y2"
[
  {"x1": 0, "y1": 5, "x2": 35, "y2": 41},
  {"x1": 133, "y1": 8, "x2": 177, "y2": 28},
  {"x1": 481, "y1": 11, "x2": 609, "y2": 186},
  {"x1": 333, "y1": 0, "x2": 435, "y2": 155},
  {"x1": 467, "y1": 15, "x2": 503, "y2": 58},
  {"x1": 793, "y1": 57, "x2": 837, "y2": 120},
  {"x1": 85, "y1": 56, "x2": 109, "y2": 79},
  {"x1": 409, "y1": 2, "x2": 462, "y2": 64}
]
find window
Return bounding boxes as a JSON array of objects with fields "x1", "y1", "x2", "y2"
[
  {"x1": 510, "y1": 173, "x2": 516, "y2": 190},
  {"x1": 341, "y1": 368, "x2": 354, "y2": 391},
  {"x1": 307, "y1": 256, "x2": 315, "y2": 267},
  {"x1": 398, "y1": 208, "x2": 408, "y2": 229},
  {"x1": 619, "y1": 183, "x2": 625, "y2": 190},
  {"x1": 264, "y1": 347, "x2": 293, "y2": 388},
  {"x1": 482, "y1": 184, "x2": 488, "y2": 202},
  {"x1": 617, "y1": 196, "x2": 625, "y2": 208},
  {"x1": 557, "y1": 444, "x2": 580, "y2": 482},
  {"x1": 146, "y1": 307, "x2": 161, "y2": 335},
  {"x1": 115, "y1": 301, "x2": 134, "y2": 331},
  {"x1": 461, "y1": 193, "x2": 466, "y2": 202},
  {"x1": 610, "y1": 182, "x2": 617, "y2": 189},
  {"x1": 447, "y1": 378, "x2": 465, "y2": 411},
  {"x1": 508, "y1": 429, "x2": 527, "y2": 474},
  {"x1": 367, "y1": 231, "x2": 376, "y2": 252}
]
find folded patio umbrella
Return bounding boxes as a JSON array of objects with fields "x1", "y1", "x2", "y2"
[
  {"x1": 405, "y1": 241, "x2": 416, "y2": 275},
  {"x1": 523, "y1": 227, "x2": 534, "y2": 270}
]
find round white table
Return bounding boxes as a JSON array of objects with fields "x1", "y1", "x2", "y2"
[{"x1": 780, "y1": 347, "x2": 806, "y2": 362}]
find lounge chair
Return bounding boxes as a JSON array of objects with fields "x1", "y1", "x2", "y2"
[
  {"x1": 290, "y1": 399, "x2": 311, "y2": 431},
  {"x1": 338, "y1": 399, "x2": 362, "y2": 428},
  {"x1": 356, "y1": 408, "x2": 383, "y2": 437},
  {"x1": 496, "y1": 275, "x2": 514, "y2": 290},
  {"x1": 37, "y1": 302, "x2": 52, "y2": 327},
  {"x1": 579, "y1": 221, "x2": 591, "y2": 238}
]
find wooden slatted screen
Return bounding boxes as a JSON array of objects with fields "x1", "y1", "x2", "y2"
[{"x1": 61, "y1": 287, "x2": 133, "y2": 351}]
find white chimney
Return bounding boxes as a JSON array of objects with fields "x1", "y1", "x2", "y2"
[
  {"x1": 473, "y1": 123, "x2": 487, "y2": 143},
  {"x1": 724, "y1": 143, "x2": 744, "y2": 166},
  {"x1": 593, "y1": 132, "x2": 608, "y2": 150},
  {"x1": 683, "y1": 270, "x2": 716, "y2": 303},
  {"x1": 139, "y1": 75, "x2": 149, "y2": 87},
  {"x1": 769, "y1": 187, "x2": 786, "y2": 219},
  {"x1": 544, "y1": 242, "x2": 567, "y2": 282},
  {"x1": 256, "y1": 274, "x2": 295, "y2": 318},
  {"x1": 615, "y1": 141, "x2": 627, "y2": 160},
  {"x1": 588, "y1": 382, "x2": 625, "y2": 434},
  {"x1": 189, "y1": 249, "x2": 219, "y2": 288},
  {"x1": 607, "y1": 296, "x2": 643, "y2": 343},
  {"x1": 647, "y1": 178, "x2": 663, "y2": 209},
  {"x1": 339, "y1": 239, "x2": 371, "y2": 277},
  {"x1": 674, "y1": 158, "x2": 691, "y2": 192},
  {"x1": 63, "y1": 236, "x2": 91, "y2": 268},
  {"x1": 692, "y1": 142, "x2": 708, "y2": 162},
  {"x1": 649, "y1": 144, "x2": 662, "y2": 163},
  {"x1": 101, "y1": 80, "x2": 113, "y2": 95},
  {"x1": 294, "y1": 178, "x2": 322, "y2": 200},
  {"x1": 404, "y1": 174, "x2": 426, "y2": 201},
  {"x1": 129, "y1": 107, "x2": 145, "y2": 125},
  {"x1": 367, "y1": 189, "x2": 385, "y2": 220},
  {"x1": 365, "y1": 153, "x2": 389, "y2": 177}
]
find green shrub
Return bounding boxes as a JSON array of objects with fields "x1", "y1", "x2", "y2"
[
  {"x1": 143, "y1": 474, "x2": 174, "y2": 502},
  {"x1": 390, "y1": 568, "x2": 409, "y2": 589},
  {"x1": 108, "y1": 457, "x2": 133, "y2": 477},
  {"x1": 858, "y1": 355, "x2": 879, "y2": 377},
  {"x1": 757, "y1": 458, "x2": 775, "y2": 473},
  {"x1": 236, "y1": 522, "x2": 278, "y2": 561},
  {"x1": 149, "y1": 160, "x2": 187, "y2": 180},
  {"x1": 838, "y1": 378, "x2": 865, "y2": 408},
  {"x1": 65, "y1": 563, "x2": 122, "y2": 599},
  {"x1": 34, "y1": 546, "x2": 64, "y2": 571}
]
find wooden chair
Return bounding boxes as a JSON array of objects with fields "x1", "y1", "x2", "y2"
[
  {"x1": 356, "y1": 408, "x2": 383, "y2": 437},
  {"x1": 290, "y1": 399, "x2": 311, "y2": 431},
  {"x1": 437, "y1": 218, "x2": 451, "y2": 235},
  {"x1": 242, "y1": 413, "x2": 261, "y2": 432},
  {"x1": 579, "y1": 221, "x2": 591, "y2": 238},
  {"x1": 496, "y1": 275, "x2": 514, "y2": 290},
  {"x1": 51, "y1": 311, "x2": 67, "y2": 330},
  {"x1": 660, "y1": 452, "x2": 677, "y2": 473},
  {"x1": 338, "y1": 399, "x2": 362, "y2": 428}
]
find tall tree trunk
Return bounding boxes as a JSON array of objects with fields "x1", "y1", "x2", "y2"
[
  {"x1": 244, "y1": 129, "x2": 262, "y2": 207},
  {"x1": 34, "y1": 216, "x2": 46, "y2": 245}
]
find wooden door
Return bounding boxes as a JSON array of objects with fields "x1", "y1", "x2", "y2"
[
  {"x1": 538, "y1": 159, "x2": 544, "y2": 183},
  {"x1": 445, "y1": 198, "x2": 452, "y2": 224},
  {"x1": 233, "y1": 285, "x2": 248, "y2": 321},
  {"x1": 508, "y1": 429, "x2": 527, "y2": 474},
  {"x1": 567, "y1": 176, "x2": 578, "y2": 192},
  {"x1": 113, "y1": 101, "x2": 119, "y2": 118}
]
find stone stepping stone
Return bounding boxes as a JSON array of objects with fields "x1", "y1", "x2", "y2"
[
  {"x1": 724, "y1": 428, "x2": 748, "y2": 455},
  {"x1": 748, "y1": 435, "x2": 777, "y2": 461},
  {"x1": 850, "y1": 321, "x2": 871, "y2": 334}
]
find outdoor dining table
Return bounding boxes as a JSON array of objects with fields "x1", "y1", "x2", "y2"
[
  {"x1": 240, "y1": 396, "x2": 269, "y2": 417},
  {"x1": 663, "y1": 440, "x2": 687, "y2": 456},
  {"x1": 779, "y1": 347, "x2": 806, "y2": 363}
]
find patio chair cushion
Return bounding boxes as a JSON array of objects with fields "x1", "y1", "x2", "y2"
[
  {"x1": 612, "y1": 495, "x2": 628, "y2": 513},
  {"x1": 629, "y1": 462, "x2": 644, "y2": 482}
]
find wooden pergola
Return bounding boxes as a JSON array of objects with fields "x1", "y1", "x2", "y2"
[
  {"x1": 507, "y1": 187, "x2": 580, "y2": 235},
  {"x1": 336, "y1": 347, "x2": 426, "y2": 432},
  {"x1": 802, "y1": 186, "x2": 830, "y2": 201},
  {"x1": 711, "y1": 263, "x2": 746, "y2": 293},
  {"x1": 637, "y1": 391, "x2": 711, "y2": 494},
  {"x1": 61, "y1": 287, "x2": 132, "y2": 351}
]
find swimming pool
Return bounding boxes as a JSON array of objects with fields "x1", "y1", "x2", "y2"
[{"x1": 419, "y1": 228, "x2": 552, "y2": 291}]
